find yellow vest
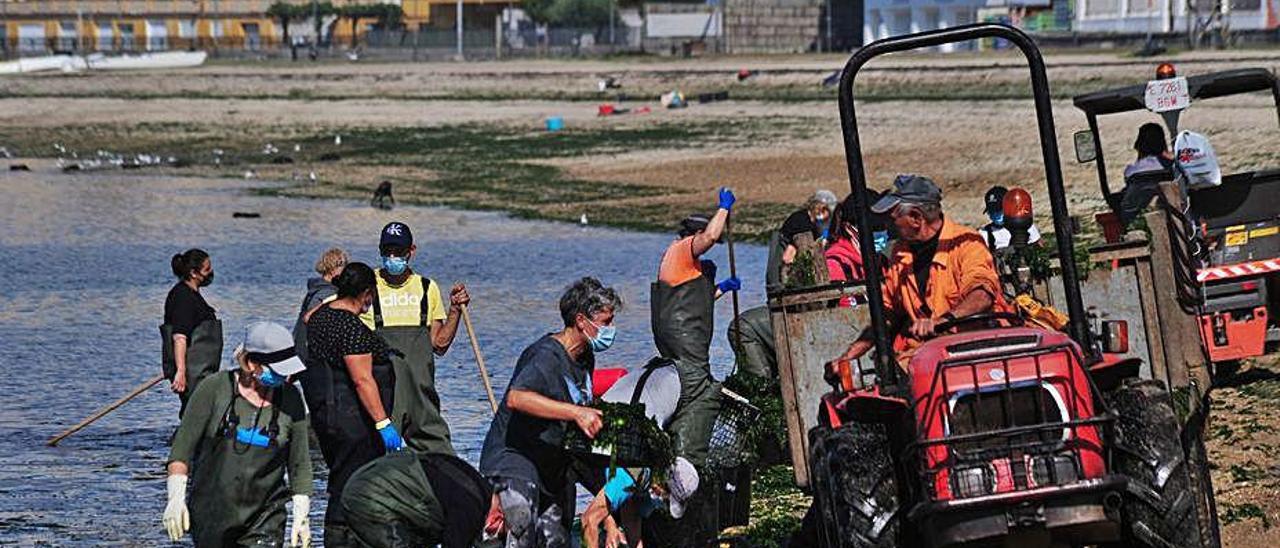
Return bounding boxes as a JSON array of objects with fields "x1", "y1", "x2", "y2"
[{"x1": 359, "y1": 271, "x2": 446, "y2": 329}]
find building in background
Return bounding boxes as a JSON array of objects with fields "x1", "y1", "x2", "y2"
[
  {"x1": 1073, "y1": 0, "x2": 1278, "y2": 34},
  {"x1": 0, "y1": 0, "x2": 512, "y2": 56}
]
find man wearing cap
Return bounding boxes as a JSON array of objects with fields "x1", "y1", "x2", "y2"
[
  {"x1": 341, "y1": 451, "x2": 508, "y2": 548},
  {"x1": 362, "y1": 221, "x2": 469, "y2": 455},
  {"x1": 980, "y1": 185, "x2": 1042, "y2": 251},
  {"x1": 766, "y1": 189, "x2": 839, "y2": 291},
  {"x1": 163, "y1": 322, "x2": 314, "y2": 547},
  {"x1": 580, "y1": 358, "x2": 696, "y2": 548},
  {"x1": 830, "y1": 175, "x2": 1009, "y2": 369},
  {"x1": 581, "y1": 457, "x2": 699, "y2": 548}
]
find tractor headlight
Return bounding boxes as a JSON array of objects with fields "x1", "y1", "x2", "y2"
[
  {"x1": 952, "y1": 465, "x2": 995, "y2": 498},
  {"x1": 1031, "y1": 454, "x2": 1079, "y2": 487}
]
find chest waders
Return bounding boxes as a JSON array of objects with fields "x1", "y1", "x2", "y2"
[
  {"x1": 342, "y1": 452, "x2": 448, "y2": 547},
  {"x1": 191, "y1": 373, "x2": 290, "y2": 547},
  {"x1": 161, "y1": 318, "x2": 224, "y2": 417},
  {"x1": 318, "y1": 327, "x2": 396, "y2": 543},
  {"x1": 650, "y1": 274, "x2": 721, "y2": 468},
  {"x1": 764, "y1": 230, "x2": 786, "y2": 292},
  {"x1": 371, "y1": 277, "x2": 454, "y2": 455}
]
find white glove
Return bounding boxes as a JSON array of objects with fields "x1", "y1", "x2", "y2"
[
  {"x1": 162, "y1": 474, "x2": 190, "y2": 541},
  {"x1": 290, "y1": 494, "x2": 312, "y2": 548}
]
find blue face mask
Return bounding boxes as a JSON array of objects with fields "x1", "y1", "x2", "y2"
[
  {"x1": 873, "y1": 231, "x2": 890, "y2": 254},
  {"x1": 257, "y1": 367, "x2": 286, "y2": 388},
  {"x1": 588, "y1": 320, "x2": 616, "y2": 353},
  {"x1": 382, "y1": 255, "x2": 409, "y2": 276},
  {"x1": 989, "y1": 212, "x2": 1005, "y2": 226}
]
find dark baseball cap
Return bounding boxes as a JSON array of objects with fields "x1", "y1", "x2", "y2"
[
  {"x1": 870, "y1": 174, "x2": 942, "y2": 214},
  {"x1": 984, "y1": 186, "x2": 1008, "y2": 215},
  {"x1": 678, "y1": 213, "x2": 711, "y2": 237},
  {"x1": 380, "y1": 221, "x2": 413, "y2": 248}
]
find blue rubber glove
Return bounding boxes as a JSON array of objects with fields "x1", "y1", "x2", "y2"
[
  {"x1": 718, "y1": 187, "x2": 736, "y2": 211},
  {"x1": 377, "y1": 421, "x2": 405, "y2": 452},
  {"x1": 716, "y1": 276, "x2": 741, "y2": 293}
]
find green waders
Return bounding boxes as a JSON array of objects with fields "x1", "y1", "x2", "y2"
[
  {"x1": 726, "y1": 305, "x2": 777, "y2": 379},
  {"x1": 190, "y1": 374, "x2": 292, "y2": 547},
  {"x1": 371, "y1": 281, "x2": 455, "y2": 455},
  {"x1": 161, "y1": 318, "x2": 224, "y2": 417},
  {"x1": 650, "y1": 274, "x2": 721, "y2": 468},
  {"x1": 342, "y1": 452, "x2": 446, "y2": 548}
]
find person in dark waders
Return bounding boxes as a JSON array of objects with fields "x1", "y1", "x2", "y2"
[
  {"x1": 162, "y1": 248, "x2": 223, "y2": 417},
  {"x1": 303, "y1": 262, "x2": 407, "y2": 546},
  {"x1": 361, "y1": 222, "x2": 469, "y2": 455},
  {"x1": 163, "y1": 322, "x2": 313, "y2": 547},
  {"x1": 650, "y1": 188, "x2": 741, "y2": 542},
  {"x1": 341, "y1": 451, "x2": 509, "y2": 548}
]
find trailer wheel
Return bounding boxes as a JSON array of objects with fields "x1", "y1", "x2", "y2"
[
  {"x1": 808, "y1": 423, "x2": 900, "y2": 548},
  {"x1": 1106, "y1": 379, "x2": 1203, "y2": 548}
]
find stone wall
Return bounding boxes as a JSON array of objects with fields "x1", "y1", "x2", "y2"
[
  {"x1": 643, "y1": 0, "x2": 823, "y2": 54},
  {"x1": 724, "y1": 0, "x2": 824, "y2": 53}
]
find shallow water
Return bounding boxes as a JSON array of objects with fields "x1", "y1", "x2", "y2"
[{"x1": 0, "y1": 169, "x2": 767, "y2": 545}]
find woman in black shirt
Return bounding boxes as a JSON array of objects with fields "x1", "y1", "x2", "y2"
[
  {"x1": 162, "y1": 248, "x2": 222, "y2": 417},
  {"x1": 303, "y1": 261, "x2": 404, "y2": 546}
]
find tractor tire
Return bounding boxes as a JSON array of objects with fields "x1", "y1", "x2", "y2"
[
  {"x1": 808, "y1": 423, "x2": 901, "y2": 548},
  {"x1": 1106, "y1": 379, "x2": 1204, "y2": 548},
  {"x1": 1184, "y1": 412, "x2": 1223, "y2": 548}
]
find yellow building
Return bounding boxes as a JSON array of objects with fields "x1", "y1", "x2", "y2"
[{"x1": 0, "y1": 0, "x2": 502, "y2": 55}]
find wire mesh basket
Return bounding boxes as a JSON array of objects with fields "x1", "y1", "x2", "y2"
[{"x1": 706, "y1": 387, "x2": 763, "y2": 470}]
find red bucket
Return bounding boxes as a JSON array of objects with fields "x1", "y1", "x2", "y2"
[
  {"x1": 598, "y1": 104, "x2": 615, "y2": 117},
  {"x1": 592, "y1": 367, "x2": 627, "y2": 398},
  {"x1": 1096, "y1": 211, "x2": 1123, "y2": 243}
]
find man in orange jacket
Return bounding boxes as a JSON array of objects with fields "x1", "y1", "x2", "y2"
[{"x1": 830, "y1": 174, "x2": 1010, "y2": 371}]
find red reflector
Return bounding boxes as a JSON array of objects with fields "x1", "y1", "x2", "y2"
[{"x1": 1241, "y1": 281, "x2": 1259, "y2": 291}]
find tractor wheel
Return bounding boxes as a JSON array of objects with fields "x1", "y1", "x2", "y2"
[
  {"x1": 808, "y1": 423, "x2": 900, "y2": 548},
  {"x1": 1106, "y1": 379, "x2": 1203, "y2": 548},
  {"x1": 1184, "y1": 412, "x2": 1223, "y2": 548}
]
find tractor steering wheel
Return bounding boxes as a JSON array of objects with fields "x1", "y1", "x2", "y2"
[{"x1": 932, "y1": 312, "x2": 1024, "y2": 334}]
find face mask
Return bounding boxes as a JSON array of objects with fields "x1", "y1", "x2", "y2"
[
  {"x1": 257, "y1": 367, "x2": 286, "y2": 388},
  {"x1": 587, "y1": 320, "x2": 616, "y2": 353},
  {"x1": 873, "y1": 231, "x2": 889, "y2": 254},
  {"x1": 989, "y1": 212, "x2": 1005, "y2": 226},
  {"x1": 198, "y1": 271, "x2": 214, "y2": 287},
  {"x1": 382, "y1": 255, "x2": 409, "y2": 276}
]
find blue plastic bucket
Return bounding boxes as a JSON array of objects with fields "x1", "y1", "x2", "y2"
[{"x1": 545, "y1": 117, "x2": 564, "y2": 132}]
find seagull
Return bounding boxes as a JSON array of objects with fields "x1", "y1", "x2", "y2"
[
  {"x1": 309, "y1": 171, "x2": 318, "y2": 183},
  {"x1": 580, "y1": 213, "x2": 589, "y2": 225},
  {"x1": 334, "y1": 135, "x2": 342, "y2": 146}
]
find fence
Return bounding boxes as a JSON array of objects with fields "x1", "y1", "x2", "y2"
[
  {"x1": 364, "y1": 24, "x2": 641, "y2": 59},
  {"x1": 1, "y1": 21, "x2": 641, "y2": 59}
]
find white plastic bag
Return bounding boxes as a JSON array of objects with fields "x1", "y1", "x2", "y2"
[{"x1": 1174, "y1": 130, "x2": 1222, "y2": 189}]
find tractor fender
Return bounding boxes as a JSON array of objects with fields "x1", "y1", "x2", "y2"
[{"x1": 821, "y1": 386, "x2": 909, "y2": 428}]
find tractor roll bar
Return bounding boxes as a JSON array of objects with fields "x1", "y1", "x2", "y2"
[{"x1": 838, "y1": 23, "x2": 1093, "y2": 390}]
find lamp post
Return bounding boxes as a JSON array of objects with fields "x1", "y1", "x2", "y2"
[{"x1": 456, "y1": 0, "x2": 464, "y2": 57}]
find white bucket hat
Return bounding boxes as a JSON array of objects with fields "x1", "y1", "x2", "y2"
[{"x1": 235, "y1": 321, "x2": 306, "y2": 377}]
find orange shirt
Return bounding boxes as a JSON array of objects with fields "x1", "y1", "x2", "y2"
[
  {"x1": 882, "y1": 218, "x2": 1009, "y2": 356},
  {"x1": 659, "y1": 236, "x2": 703, "y2": 286}
]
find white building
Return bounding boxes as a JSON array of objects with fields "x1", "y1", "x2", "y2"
[
  {"x1": 1075, "y1": 0, "x2": 1279, "y2": 33},
  {"x1": 864, "y1": 0, "x2": 986, "y2": 50}
]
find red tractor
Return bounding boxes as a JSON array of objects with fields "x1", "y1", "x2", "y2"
[{"x1": 806, "y1": 24, "x2": 1221, "y2": 548}]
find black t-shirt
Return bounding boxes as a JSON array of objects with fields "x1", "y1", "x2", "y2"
[
  {"x1": 779, "y1": 209, "x2": 819, "y2": 245},
  {"x1": 164, "y1": 282, "x2": 216, "y2": 337},
  {"x1": 908, "y1": 227, "x2": 942, "y2": 316},
  {"x1": 479, "y1": 334, "x2": 594, "y2": 493},
  {"x1": 302, "y1": 304, "x2": 391, "y2": 410}
]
